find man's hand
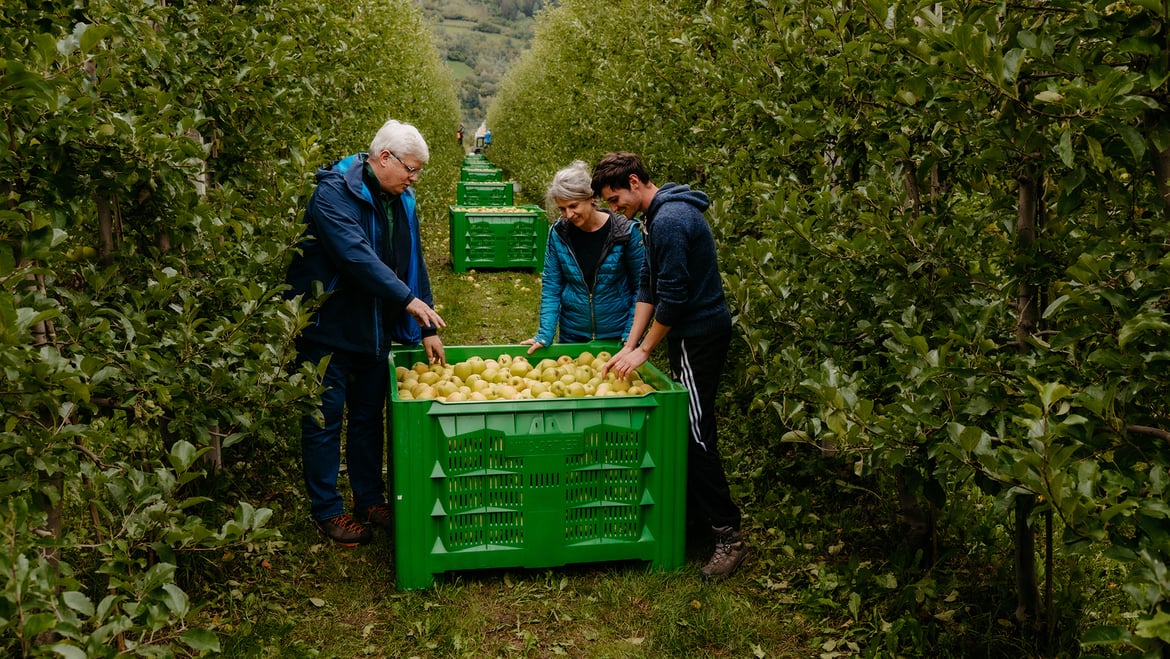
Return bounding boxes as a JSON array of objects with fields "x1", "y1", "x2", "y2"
[
  {"x1": 521, "y1": 338, "x2": 544, "y2": 355},
  {"x1": 423, "y1": 335, "x2": 445, "y2": 366},
  {"x1": 406, "y1": 298, "x2": 446, "y2": 331},
  {"x1": 600, "y1": 345, "x2": 647, "y2": 380}
]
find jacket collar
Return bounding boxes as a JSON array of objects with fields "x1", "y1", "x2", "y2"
[{"x1": 338, "y1": 153, "x2": 376, "y2": 206}]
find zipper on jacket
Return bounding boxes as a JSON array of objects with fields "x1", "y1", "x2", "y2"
[
  {"x1": 564, "y1": 218, "x2": 624, "y2": 340},
  {"x1": 369, "y1": 189, "x2": 382, "y2": 352},
  {"x1": 562, "y1": 235, "x2": 595, "y2": 339},
  {"x1": 589, "y1": 291, "x2": 596, "y2": 339}
]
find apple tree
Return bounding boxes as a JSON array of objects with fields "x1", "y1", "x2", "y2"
[
  {"x1": 486, "y1": 0, "x2": 1170, "y2": 651},
  {"x1": 0, "y1": 0, "x2": 459, "y2": 655}
]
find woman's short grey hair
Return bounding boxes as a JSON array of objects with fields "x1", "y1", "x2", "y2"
[
  {"x1": 544, "y1": 160, "x2": 597, "y2": 213},
  {"x1": 369, "y1": 119, "x2": 429, "y2": 163}
]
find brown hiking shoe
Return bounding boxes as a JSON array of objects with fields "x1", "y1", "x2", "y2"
[
  {"x1": 315, "y1": 514, "x2": 372, "y2": 546},
  {"x1": 354, "y1": 503, "x2": 394, "y2": 531},
  {"x1": 700, "y1": 526, "x2": 748, "y2": 580}
]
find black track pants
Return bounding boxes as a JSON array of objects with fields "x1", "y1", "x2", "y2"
[{"x1": 668, "y1": 329, "x2": 742, "y2": 530}]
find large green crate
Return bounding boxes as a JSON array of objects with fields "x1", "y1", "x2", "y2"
[
  {"x1": 456, "y1": 181, "x2": 514, "y2": 206},
  {"x1": 448, "y1": 205, "x2": 548, "y2": 272},
  {"x1": 388, "y1": 342, "x2": 688, "y2": 590},
  {"x1": 463, "y1": 154, "x2": 490, "y2": 166},
  {"x1": 460, "y1": 166, "x2": 504, "y2": 182}
]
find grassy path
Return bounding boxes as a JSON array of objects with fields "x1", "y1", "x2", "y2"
[{"x1": 218, "y1": 181, "x2": 809, "y2": 658}]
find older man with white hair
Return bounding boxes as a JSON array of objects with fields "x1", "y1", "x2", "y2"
[{"x1": 285, "y1": 119, "x2": 446, "y2": 546}]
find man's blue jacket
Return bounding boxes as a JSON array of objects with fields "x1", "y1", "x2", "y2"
[{"x1": 285, "y1": 154, "x2": 434, "y2": 354}]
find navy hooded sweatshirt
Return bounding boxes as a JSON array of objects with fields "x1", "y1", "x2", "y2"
[{"x1": 638, "y1": 183, "x2": 732, "y2": 338}]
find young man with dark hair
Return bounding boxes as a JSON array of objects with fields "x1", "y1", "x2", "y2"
[{"x1": 592, "y1": 152, "x2": 748, "y2": 579}]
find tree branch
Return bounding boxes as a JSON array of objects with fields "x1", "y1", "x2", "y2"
[{"x1": 1127, "y1": 425, "x2": 1170, "y2": 442}]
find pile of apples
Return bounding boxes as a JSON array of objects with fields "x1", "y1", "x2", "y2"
[
  {"x1": 395, "y1": 350, "x2": 656, "y2": 402},
  {"x1": 456, "y1": 206, "x2": 530, "y2": 213}
]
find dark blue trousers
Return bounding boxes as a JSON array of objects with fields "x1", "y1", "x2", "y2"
[{"x1": 297, "y1": 340, "x2": 389, "y2": 521}]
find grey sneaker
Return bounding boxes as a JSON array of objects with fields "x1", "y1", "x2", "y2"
[{"x1": 700, "y1": 526, "x2": 748, "y2": 580}]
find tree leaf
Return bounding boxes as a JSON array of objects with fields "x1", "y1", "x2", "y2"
[
  {"x1": 62, "y1": 591, "x2": 95, "y2": 617},
  {"x1": 1081, "y1": 625, "x2": 1133, "y2": 645},
  {"x1": 49, "y1": 645, "x2": 90, "y2": 659},
  {"x1": 1118, "y1": 313, "x2": 1170, "y2": 350},
  {"x1": 181, "y1": 628, "x2": 222, "y2": 652}
]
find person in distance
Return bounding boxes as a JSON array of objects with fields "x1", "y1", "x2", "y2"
[
  {"x1": 522, "y1": 160, "x2": 644, "y2": 355},
  {"x1": 285, "y1": 119, "x2": 446, "y2": 547},
  {"x1": 592, "y1": 151, "x2": 748, "y2": 580}
]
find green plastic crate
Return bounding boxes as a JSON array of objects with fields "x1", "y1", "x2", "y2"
[
  {"x1": 463, "y1": 155, "x2": 490, "y2": 166},
  {"x1": 456, "y1": 181, "x2": 514, "y2": 206},
  {"x1": 388, "y1": 342, "x2": 688, "y2": 590},
  {"x1": 460, "y1": 166, "x2": 504, "y2": 182},
  {"x1": 448, "y1": 205, "x2": 548, "y2": 273}
]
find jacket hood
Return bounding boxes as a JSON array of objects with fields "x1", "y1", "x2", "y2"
[
  {"x1": 646, "y1": 183, "x2": 710, "y2": 219},
  {"x1": 317, "y1": 154, "x2": 377, "y2": 205},
  {"x1": 553, "y1": 209, "x2": 635, "y2": 240}
]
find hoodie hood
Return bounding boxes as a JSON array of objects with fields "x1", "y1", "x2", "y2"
[{"x1": 645, "y1": 183, "x2": 710, "y2": 221}]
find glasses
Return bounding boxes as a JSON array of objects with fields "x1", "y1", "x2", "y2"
[{"x1": 386, "y1": 150, "x2": 423, "y2": 177}]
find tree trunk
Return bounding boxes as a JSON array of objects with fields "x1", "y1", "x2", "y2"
[
  {"x1": 26, "y1": 272, "x2": 63, "y2": 538},
  {"x1": 903, "y1": 160, "x2": 921, "y2": 217},
  {"x1": 24, "y1": 269, "x2": 66, "y2": 650},
  {"x1": 929, "y1": 162, "x2": 941, "y2": 215},
  {"x1": 1155, "y1": 142, "x2": 1170, "y2": 217},
  {"x1": 97, "y1": 192, "x2": 115, "y2": 265},
  {"x1": 1015, "y1": 171, "x2": 1040, "y2": 344},
  {"x1": 1150, "y1": 28, "x2": 1169, "y2": 218},
  {"x1": 1013, "y1": 167, "x2": 1043, "y2": 632},
  {"x1": 896, "y1": 472, "x2": 938, "y2": 565},
  {"x1": 1013, "y1": 495, "x2": 1039, "y2": 623}
]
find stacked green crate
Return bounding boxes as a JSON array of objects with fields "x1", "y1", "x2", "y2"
[
  {"x1": 450, "y1": 157, "x2": 541, "y2": 270},
  {"x1": 447, "y1": 205, "x2": 548, "y2": 272},
  {"x1": 388, "y1": 342, "x2": 689, "y2": 590},
  {"x1": 458, "y1": 155, "x2": 509, "y2": 205},
  {"x1": 460, "y1": 167, "x2": 504, "y2": 183},
  {"x1": 456, "y1": 181, "x2": 514, "y2": 206}
]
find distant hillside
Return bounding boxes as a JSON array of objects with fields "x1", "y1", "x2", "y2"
[{"x1": 416, "y1": 0, "x2": 545, "y2": 133}]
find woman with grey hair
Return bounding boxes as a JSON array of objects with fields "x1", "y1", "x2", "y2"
[{"x1": 522, "y1": 160, "x2": 645, "y2": 354}]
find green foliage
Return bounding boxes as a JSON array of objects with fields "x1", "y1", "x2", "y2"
[
  {"x1": 0, "y1": 0, "x2": 458, "y2": 654},
  {"x1": 486, "y1": 0, "x2": 680, "y2": 199},
  {"x1": 418, "y1": 0, "x2": 540, "y2": 128},
  {"x1": 488, "y1": 0, "x2": 1170, "y2": 653}
]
